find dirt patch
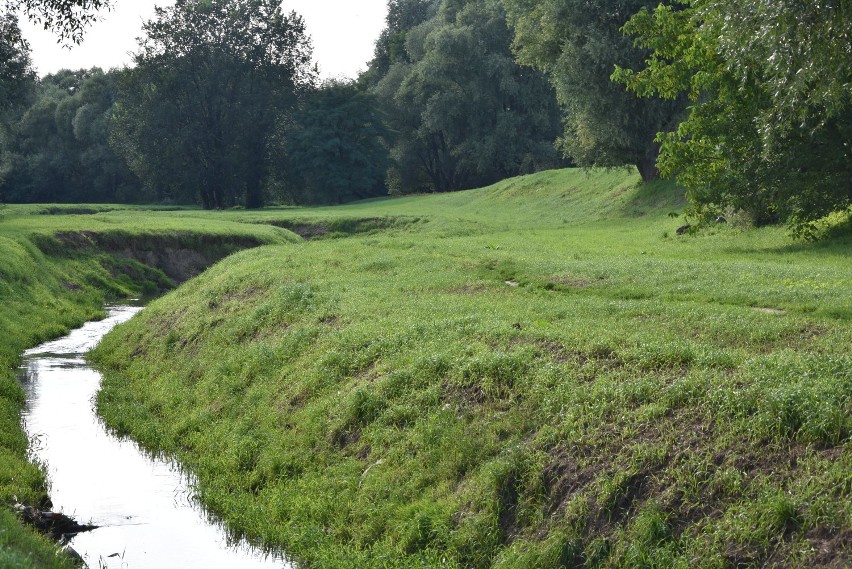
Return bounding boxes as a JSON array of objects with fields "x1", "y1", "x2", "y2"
[
  {"x1": 498, "y1": 470, "x2": 521, "y2": 543},
  {"x1": 723, "y1": 540, "x2": 763, "y2": 568},
  {"x1": 217, "y1": 284, "x2": 267, "y2": 305},
  {"x1": 114, "y1": 247, "x2": 210, "y2": 283},
  {"x1": 54, "y1": 230, "x2": 97, "y2": 248},
  {"x1": 355, "y1": 444, "x2": 372, "y2": 460},
  {"x1": 533, "y1": 340, "x2": 625, "y2": 373},
  {"x1": 753, "y1": 307, "x2": 787, "y2": 315},
  {"x1": 276, "y1": 222, "x2": 331, "y2": 239},
  {"x1": 263, "y1": 216, "x2": 419, "y2": 240},
  {"x1": 795, "y1": 322, "x2": 828, "y2": 341},
  {"x1": 442, "y1": 381, "x2": 487, "y2": 407},
  {"x1": 606, "y1": 470, "x2": 657, "y2": 526},
  {"x1": 318, "y1": 314, "x2": 340, "y2": 326},
  {"x1": 542, "y1": 445, "x2": 604, "y2": 516},
  {"x1": 333, "y1": 426, "x2": 361, "y2": 450},
  {"x1": 42, "y1": 231, "x2": 267, "y2": 283},
  {"x1": 806, "y1": 526, "x2": 852, "y2": 568}
]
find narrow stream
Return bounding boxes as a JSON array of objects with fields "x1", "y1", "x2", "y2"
[{"x1": 19, "y1": 305, "x2": 291, "y2": 569}]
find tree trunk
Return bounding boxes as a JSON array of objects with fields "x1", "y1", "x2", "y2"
[
  {"x1": 636, "y1": 156, "x2": 659, "y2": 182},
  {"x1": 245, "y1": 177, "x2": 263, "y2": 209}
]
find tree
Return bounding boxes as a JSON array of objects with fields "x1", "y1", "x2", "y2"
[
  {"x1": 614, "y1": 0, "x2": 852, "y2": 233},
  {"x1": 112, "y1": 0, "x2": 316, "y2": 209},
  {"x1": 0, "y1": 13, "x2": 35, "y2": 201},
  {"x1": 503, "y1": 0, "x2": 686, "y2": 181},
  {"x1": 361, "y1": 0, "x2": 441, "y2": 85},
  {"x1": 274, "y1": 80, "x2": 391, "y2": 204},
  {"x1": 2, "y1": 68, "x2": 141, "y2": 203},
  {"x1": 5, "y1": 0, "x2": 112, "y2": 44},
  {"x1": 370, "y1": 0, "x2": 565, "y2": 194},
  {"x1": 0, "y1": 12, "x2": 34, "y2": 112}
]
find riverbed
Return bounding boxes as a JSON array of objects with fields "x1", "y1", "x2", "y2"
[{"x1": 19, "y1": 305, "x2": 291, "y2": 569}]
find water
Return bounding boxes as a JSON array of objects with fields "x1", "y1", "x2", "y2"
[{"x1": 19, "y1": 305, "x2": 291, "y2": 569}]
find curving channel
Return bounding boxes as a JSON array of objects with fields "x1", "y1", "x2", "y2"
[{"x1": 19, "y1": 304, "x2": 291, "y2": 569}]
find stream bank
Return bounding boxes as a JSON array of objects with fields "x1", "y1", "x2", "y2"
[
  {"x1": 0, "y1": 218, "x2": 293, "y2": 568},
  {"x1": 20, "y1": 305, "x2": 291, "y2": 568}
]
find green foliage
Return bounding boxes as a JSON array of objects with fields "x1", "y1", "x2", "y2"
[
  {"x1": 362, "y1": 0, "x2": 441, "y2": 83},
  {"x1": 273, "y1": 80, "x2": 391, "y2": 204},
  {"x1": 112, "y1": 0, "x2": 316, "y2": 209},
  {"x1": 368, "y1": 0, "x2": 565, "y2": 194},
  {"x1": 0, "y1": 13, "x2": 35, "y2": 116},
  {"x1": 0, "y1": 13, "x2": 35, "y2": 202},
  {"x1": 614, "y1": 0, "x2": 852, "y2": 234},
  {"x1": 2, "y1": 68, "x2": 141, "y2": 204},
  {"x1": 503, "y1": 0, "x2": 686, "y2": 180},
  {"x1": 9, "y1": 0, "x2": 111, "y2": 44}
]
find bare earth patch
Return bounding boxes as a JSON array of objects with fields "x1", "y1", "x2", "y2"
[{"x1": 754, "y1": 307, "x2": 787, "y2": 315}]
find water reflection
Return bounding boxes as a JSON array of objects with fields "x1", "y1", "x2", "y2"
[{"x1": 20, "y1": 305, "x2": 291, "y2": 569}]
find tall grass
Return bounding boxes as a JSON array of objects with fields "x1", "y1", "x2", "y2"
[{"x1": 85, "y1": 169, "x2": 850, "y2": 567}]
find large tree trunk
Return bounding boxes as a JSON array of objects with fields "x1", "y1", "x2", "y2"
[
  {"x1": 245, "y1": 176, "x2": 263, "y2": 209},
  {"x1": 636, "y1": 156, "x2": 659, "y2": 182},
  {"x1": 636, "y1": 138, "x2": 662, "y2": 182}
]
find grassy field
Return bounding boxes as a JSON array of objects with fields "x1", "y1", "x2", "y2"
[
  {"x1": 1, "y1": 168, "x2": 849, "y2": 567},
  {"x1": 0, "y1": 205, "x2": 295, "y2": 568},
  {"x1": 85, "y1": 169, "x2": 850, "y2": 567}
]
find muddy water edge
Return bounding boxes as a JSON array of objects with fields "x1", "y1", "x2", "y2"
[{"x1": 18, "y1": 304, "x2": 292, "y2": 569}]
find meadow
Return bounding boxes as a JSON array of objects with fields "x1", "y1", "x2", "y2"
[{"x1": 1, "y1": 168, "x2": 849, "y2": 567}]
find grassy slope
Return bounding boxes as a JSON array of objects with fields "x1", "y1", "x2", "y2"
[
  {"x1": 0, "y1": 205, "x2": 295, "y2": 568},
  {"x1": 88, "y1": 169, "x2": 851, "y2": 567}
]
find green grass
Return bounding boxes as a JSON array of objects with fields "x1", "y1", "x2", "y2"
[
  {"x1": 0, "y1": 509, "x2": 77, "y2": 569},
  {"x1": 1, "y1": 168, "x2": 849, "y2": 567},
  {"x1": 84, "y1": 169, "x2": 850, "y2": 567}
]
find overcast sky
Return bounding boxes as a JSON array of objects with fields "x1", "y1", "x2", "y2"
[{"x1": 19, "y1": 1, "x2": 388, "y2": 79}]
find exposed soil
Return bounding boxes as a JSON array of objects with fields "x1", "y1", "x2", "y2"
[
  {"x1": 542, "y1": 445, "x2": 604, "y2": 516},
  {"x1": 272, "y1": 221, "x2": 331, "y2": 239},
  {"x1": 497, "y1": 470, "x2": 521, "y2": 543},
  {"x1": 262, "y1": 216, "x2": 418, "y2": 240},
  {"x1": 754, "y1": 307, "x2": 787, "y2": 315},
  {"x1": 805, "y1": 527, "x2": 852, "y2": 568},
  {"x1": 45, "y1": 231, "x2": 267, "y2": 283}
]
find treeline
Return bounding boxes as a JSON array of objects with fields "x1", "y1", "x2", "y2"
[
  {"x1": 1, "y1": 0, "x2": 849, "y2": 234},
  {"x1": 0, "y1": 0, "x2": 566, "y2": 208}
]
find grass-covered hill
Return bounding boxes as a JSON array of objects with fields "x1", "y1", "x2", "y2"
[
  {"x1": 0, "y1": 168, "x2": 848, "y2": 567},
  {"x1": 89, "y1": 169, "x2": 850, "y2": 567}
]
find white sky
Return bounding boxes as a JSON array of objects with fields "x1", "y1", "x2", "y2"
[{"x1": 19, "y1": 1, "x2": 388, "y2": 79}]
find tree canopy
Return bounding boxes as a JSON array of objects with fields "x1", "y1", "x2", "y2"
[
  {"x1": 6, "y1": 0, "x2": 112, "y2": 43},
  {"x1": 112, "y1": 0, "x2": 316, "y2": 209},
  {"x1": 2, "y1": 68, "x2": 139, "y2": 203},
  {"x1": 0, "y1": 12, "x2": 33, "y2": 113},
  {"x1": 275, "y1": 80, "x2": 391, "y2": 205},
  {"x1": 614, "y1": 0, "x2": 852, "y2": 233},
  {"x1": 368, "y1": 0, "x2": 565, "y2": 194},
  {"x1": 503, "y1": 0, "x2": 686, "y2": 181}
]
